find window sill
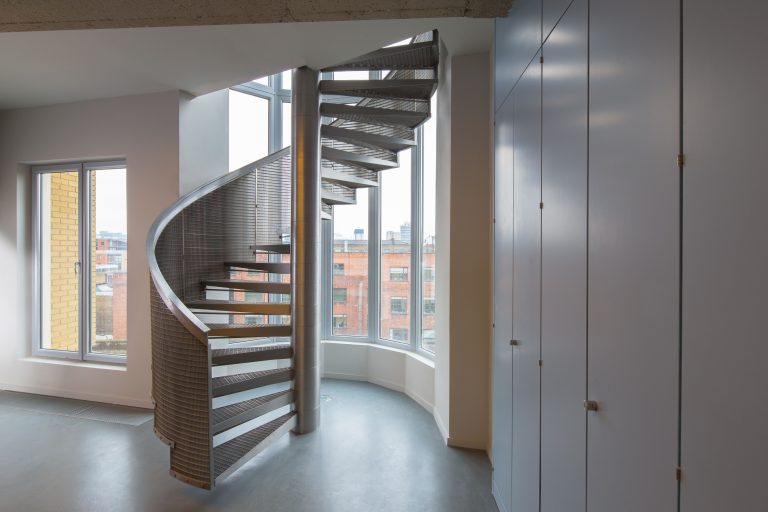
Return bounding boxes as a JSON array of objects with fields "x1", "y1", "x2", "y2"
[{"x1": 21, "y1": 357, "x2": 127, "y2": 371}]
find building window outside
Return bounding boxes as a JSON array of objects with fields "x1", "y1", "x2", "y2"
[
  {"x1": 389, "y1": 328, "x2": 409, "y2": 342},
  {"x1": 423, "y1": 266, "x2": 435, "y2": 282},
  {"x1": 333, "y1": 263, "x2": 345, "y2": 275},
  {"x1": 391, "y1": 297, "x2": 407, "y2": 315},
  {"x1": 333, "y1": 288, "x2": 347, "y2": 303},
  {"x1": 333, "y1": 314, "x2": 348, "y2": 329},
  {"x1": 33, "y1": 160, "x2": 128, "y2": 362},
  {"x1": 423, "y1": 297, "x2": 436, "y2": 315},
  {"x1": 389, "y1": 267, "x2": 408, "y2": 282}
]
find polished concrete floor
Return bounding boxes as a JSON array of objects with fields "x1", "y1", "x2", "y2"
[{"x1": 0, "y1": 379, "x2": 497, "y2": 512}]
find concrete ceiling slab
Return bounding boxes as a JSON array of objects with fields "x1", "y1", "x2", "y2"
[
  {"x1": 0, "y1": 18, "x2": 494, "y2": 109},
  {"x1": 0, "y1": 0, "x2": 511, "y2": 32}
]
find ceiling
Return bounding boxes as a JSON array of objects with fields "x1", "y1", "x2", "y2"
[{"x1": 0, "y1": 17, "x2": 493, "y2": 110}]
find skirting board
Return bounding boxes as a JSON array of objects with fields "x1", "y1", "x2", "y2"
[{"x1": 0, "y1": 382, "x2": 154, "y2": 409}]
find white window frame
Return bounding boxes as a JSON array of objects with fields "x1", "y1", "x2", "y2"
[{"x1": 32, "y1": 160, "x2": 128, "y2": 363}]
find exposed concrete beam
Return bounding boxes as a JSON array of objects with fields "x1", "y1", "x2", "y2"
[{"x1": 0, "y1": 0, "x2": 513, "y2": 32}]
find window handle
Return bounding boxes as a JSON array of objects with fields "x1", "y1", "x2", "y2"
[{"x1": 74, "y1": 261, "x2": 81, "y2": 275}]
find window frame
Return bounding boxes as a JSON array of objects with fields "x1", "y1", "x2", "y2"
[{"x1": 32, "y1": 160, "x2": 128, "y2": 364}]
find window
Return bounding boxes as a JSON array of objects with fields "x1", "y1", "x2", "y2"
[
  {"x1": 321, "y1": 61, "x2": 437, "y2": 356},
  {"x1": 230, "y1": 70, "x2": 292, "y2": 169},
  {"x1": 389, "y1": 267, "x2": 408, "y2": 282},
  {"x1": 390, "y1": 297, "x2": 407, "y2": 315},
  {"x1": 34, "y1": 161, "x2": 127, "y2": 362},
  {"x1": 331, "y1": 188, "x2": 369, "y2": 337},
  {"x1": 245, "y1": 315, "x2": 266, "y2": 325},
  {"x1": 389, "y1": 328, "x2": 409, "y2": 342},
  {"x1": 333, "y1": 314, "x2": 348, "y2": 329},
  {"x1": 333, "y1": 288, "x2": 347, "y2": 303}
]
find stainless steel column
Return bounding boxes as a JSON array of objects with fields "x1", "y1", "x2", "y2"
[{"x1": 291, "y1": 66, "x2": 321, "y2": 434}]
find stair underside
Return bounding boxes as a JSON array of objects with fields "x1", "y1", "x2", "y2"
[
  {"x1": 203, "y1": 279, "x2": 291, "y2": 294},
  {"x1": 212, "y1": 367, "x2": 294, "y2": 397},
  {"x1": 251, "y1": 244, "x2": 291, "y2": 254},
  {"x1": 321, "y1": 124, "x2": 415, "y2": 152},
  {"x1": 322, "y1": 146, "x2": 397, "y2": 171},
  {"x1": 212, "y1": 389, "x2": 294, "y2": 435},
  {"x1": 206, "y1": 323, "x2": 292, "y2": 338},
  {"x1": 212, "y1": 344, "x2": 293, "y2": 365},
  {"x1": 214, "y1": 412, "x2": 297, "y2": 480},
  {"x1": 225, "y1": 261, "x2": 291, "y2": 274},
  {"x1": 187, "y1": 300, "x2": 290, "y2": 315},
  {"x1": 321, "y1": 168, "x2": 378, "y2": 188},
  {"x1": 320, "y1": 103, "x2": 429, "y2": 129},
  {"x1": 321, "y1": 189, "x2": 356, "y2": 206},
  {"x1": 322, "y1": 40, "x2": 438, "y2": 72},
  {"x1": 320, "y1": 79, "x2": 437, "y2": 100}
]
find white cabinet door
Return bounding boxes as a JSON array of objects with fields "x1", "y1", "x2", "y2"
[
  {"x1": 588, "y1": 1, "x2": 680, "y2": 511},
  {"x1": 511, "y1": 54, "x2": 542, "y2": 512},
  {"x1": 681, "y1": 1, "x2": 768, "y2": 510},
  {"x1": 492, "y1": 93, "x2": 514, "y2": 512},
  {"x1": 540, "y1": 1, "x2": 588, "y2": 511}
]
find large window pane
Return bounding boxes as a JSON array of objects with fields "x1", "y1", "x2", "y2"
[
  {"x1": 421, "y1": 97, "x2": 437, "y2": 352},
  {"x1": 332, "y1": 189, "x2": 369, "y2": 337},
  {"x1": 90, "y1": 167, "x2": 128, "y2": 356},
  {"x1": 380, "y1": 150, "x2": 412, "y2": 343},
  {"x1": 229, "y1": 90, "x2": 269, "y2": 171},
  {"x1": 282, "y1": 101, "x2": 292, "y2": 149},
  {"x1": 39, "y1": 170, "x2": 80, "y2": 352}
]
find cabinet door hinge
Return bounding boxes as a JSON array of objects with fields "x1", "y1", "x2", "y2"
[
  {"x1": 540, "y1": 55, "x2": 544, "y2": 64},
  {"x1": 539, "y1": 202, "x2": 544, "y2": 209},
  {"x1": 677, "y1": 153, "x2": 686, "y2": 166},
  {"x1": 538, "y1": 359, "x2": 543, "y2": 367},
  {"x1": 676, "y1": 465, "x2": 682, "y2": 481}
]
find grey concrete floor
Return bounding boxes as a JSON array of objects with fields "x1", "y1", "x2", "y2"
[{"x1": 0, "y1": 379, "x2": 497, "y2": 512}]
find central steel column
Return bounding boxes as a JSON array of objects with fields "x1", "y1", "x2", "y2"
[{"x1": 291, "y1": 66, "x2": 321, "y2": 434}]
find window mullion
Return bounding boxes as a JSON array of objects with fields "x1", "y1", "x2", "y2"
[
  {"x1": 370, "y1": 185, "x2": 380, "y2": 344},
  {"x1": 79, "y1": 164, "x2": 89, "y2": 360},
  {"x1": 410, "y1": 127, "x2": 423, "y2": 351}
]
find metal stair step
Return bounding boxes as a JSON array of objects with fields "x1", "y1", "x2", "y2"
[
  {"x1": 202, "y1": 279, "x2": 291, "y2": 294},
  {"x1": 321, "y1": 124, "x2": 416, "y2": 151},
  {"x1": 212, "y1": 344, "x2": 293, "y2": 366},
  {"x1": 320, "y1": 103, "x2": 429, "y2": 129},
  {"x1": 212, "y1": 390, "x2": 294, "y2": 435},
  {"x1": 321, "y1": 168, "x2": 378, "y2": 189},
  {"x1": 212, "y1": 367, "x2": 294, "y2": 397},
  {"x1": 321, "y1": 189, "x2": 356, "y2": 206},
  {"x1": 322, "y1": 40, "x2": 438, "y2": 72},
  {"x1": 214, "y1": 412, "x2": 297, "y2": 480},
  {"x1": 320, "y1": 79, "x2": 437, "y2": 100},
  {"x1": 250, "y1": 244, "x2": 291, "y2": 254},
  {"x1": 321, "y1": 146, "x2": 398, "y2": 171},
  {"x1": 206, "y1": 323, "x2": 292, "y2": 338},
  {"x1": 187, "y1": 300, "x2": 290, "y2": 314},
  {"x1": 225, "y1": 261, "x2": 291, "y2": 274}
]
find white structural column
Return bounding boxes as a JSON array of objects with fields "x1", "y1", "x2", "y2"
[{"x1": 291, "y1": 66, "x2": 321, "y2": 434}]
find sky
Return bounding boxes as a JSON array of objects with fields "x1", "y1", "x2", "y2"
[{"x1": 94, "y1": 168, "x2": 127, "y2": 234}]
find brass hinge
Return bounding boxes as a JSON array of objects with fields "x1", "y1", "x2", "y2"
[
  {"x1": 539, "y1": 202, "x2": 544, "y2": 209},
  {"x1": 538, "y1": 359, "x2": 543, "y2": 367},
  {"x1": 677, "y1": 153, "x2": 686, "y2": 166},
  {"x1": 583, "y1": 400, "x2": 599, "y2": 411},
  {"x1": 676, "y1": 466, "x2": 682, "y2": 481},
  {"x1": 540, "y1": 55, "x2": 544, "y2": 64}
]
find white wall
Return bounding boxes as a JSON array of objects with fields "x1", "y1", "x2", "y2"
[
  {"x1": 434, "y1": 49, "x2": 493, "y2": 451},
  {"x1": 321, "y1": 341, "x2": 435, "y2": 413},
  {"x1": 0, "y1": 91, "x2": 181, "y2": 408},
  {"x1": 179, "y1": 89, "x2": 229, "y2": 195}
]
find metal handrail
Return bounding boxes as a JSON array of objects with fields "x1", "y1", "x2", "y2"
[{"x1": 146, "y1": 147, "x2": 291, "y2": 344}]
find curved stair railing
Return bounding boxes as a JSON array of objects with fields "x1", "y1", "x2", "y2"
[{"x1": 147, "y1": 30, "x2": 438, "y2": 490}]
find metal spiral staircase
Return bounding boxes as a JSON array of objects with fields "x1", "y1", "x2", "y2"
[{"x1": 147, "y1": 31, "x2": 438, "y2": 489}]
